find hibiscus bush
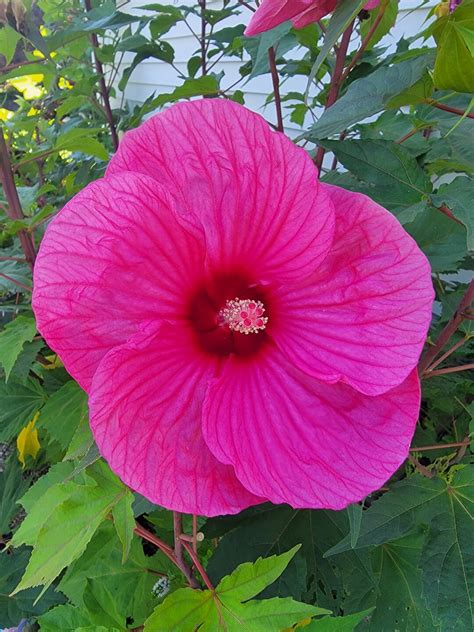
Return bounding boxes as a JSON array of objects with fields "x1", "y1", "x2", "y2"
[{"x1": 0, "y1": 0, "x2": 473, "y2": 630}]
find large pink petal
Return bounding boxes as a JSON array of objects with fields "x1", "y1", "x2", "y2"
[
  {"x1": 107, "y1": 100, "x2": 335, "y2": 284},
  {"x1": 202, "y1": 346, "x2": 420, "y2": 510},
  {"x1": 89, "y1": 323, "x2": 262, "y2": 516},
  {"x1": 272, "y1": 184, "x2": 434, "y2": 396},
  {"x1": 292, "y1": 1, "x2": 338, "y2": 28},
  {"x1": 364, "y1": 0, "x2": 381, "y2": 9},
  {"x1": 32, "y1": 173, "x2": 204, "y2": 391},
  {"x1": 244, "y1": 0, "x2": 317, "y2": 36}
]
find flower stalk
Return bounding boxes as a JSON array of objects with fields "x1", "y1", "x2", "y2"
[
  {"x1": 0, "y1": 129, "x2": 36, "y2": 269},
  {"x1": 83, "y1": 0, "x2": 119, "y2": 151},
  {"x1": 426, "y1": 99, "x2": 474, "y2": 120},
  {"x1": 173, "y1": 512, "x2": 200, "y2": 588},
  {"x1": 419, "y1": 280, "x2": 474, "y2": 375},
  {"x1": 340, "y1": 0, "x2": 389, "y2": 84},
  {"x1": 314, "y1": 20, "x2": 355, "y2": 170},
  {"x1": 268, "y1": 46, "x2": 284, "y2": 132}
]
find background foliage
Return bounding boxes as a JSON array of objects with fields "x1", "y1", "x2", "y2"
[{"x1": 0, "y1": 0, "x2": 473, "y2": 630}]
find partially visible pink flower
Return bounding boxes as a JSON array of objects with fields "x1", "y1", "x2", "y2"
[
  {"x1": 245, "y1": 0, "x2": 381, "y2": 36},
  {"x1": 33, "y1": 100, "x2": 433, "y2": 517}
]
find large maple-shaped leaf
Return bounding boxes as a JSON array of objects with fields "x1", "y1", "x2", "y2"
[
  {"x1": 11, "y1": 461, "x2": 131, "y2": 597},
  {"x1": 205, "y1": 504, "x2": 375, "y2": 613},
  {"x1": 144, "y1": 546, "x2": 329, "y2": 631}
]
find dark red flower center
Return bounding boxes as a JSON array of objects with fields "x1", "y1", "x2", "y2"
[{"x1": 188, "y1": 273, "x2": 271, "y2": 356}]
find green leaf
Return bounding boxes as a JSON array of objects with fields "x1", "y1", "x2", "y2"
[
  {"x1": 422, "y1": 103, "x2": 474, "y2": 175},
  {"x1": 0, "y1": 316, "x2": 37, "y2": 380},
  {"x1": 421, "y1": 467, "x2": 474, "y2": 630},
  {"x1": 58, "y1": 523, "x2": 172, "y2": 626},
  {"x1": 245, "y1": 22, "x2": 292, "y2": 80},
  {"x1": 9, "y1": 339, "x2": 44, "y2": 384},
  {"x1": 0, "y1": 378, "x2": 47, "y2": 442},
  {"x1": 306, "y1": 0, "x2": 367, "y2": 99},
  {"x1": 116, "y1": 33, "x2": 149, "y2": 52},
  {"x1": 55, "y1": 129, "x2": 109, "y2": 160},
  {"x1": 211, "y1": 596, "x2": 328, "y2": 632},
  {"x1": 206, "y1": 505, "x2": 376, "y2": 614},
  {"x1": 0, "y1": 453, "x2": 31, "y2": 533},
  {"x1": 0, "y1": 24, "x2": 22, "y2": 65},
  {"x1": 347, "y1": 503, "x2": 363, "y2": 549},
  {"x1": 111, "y1": 489, "x2": 135, "y2": 563},
  {"x1": 118, "y1": 41, "x2": 175, "y2": 91},
  {"x1": 387, "y1": 71, "x2": 434, "y2": 109},
  {"x1": 11, "y1": 461, "x2": 129, "y2": 596},
  {"x1": 19, "y1": 461, "x2": 76, "y2": 514},
  {"x1": 37, "y1": 604, "x2": 105, "y2": 632},
  {"x1": 359, "y1": 0, "x2": 398, "y2": 48},
  {"x1": 144, "y1": 587, "x2": 213, "y2": 632},
  {"x1": 144, "y1": 548, "x2": 326, "y2": 631},
  {"x1": 0, "y1": 258, "x2": 31, "y2": 293},
  {"x1": 63, "y1": 416, "x2": 95, "y2": 461},
  {"x1": 0, "y1": 547, "x2": 66, "y2": 628},
  {"x1": 324, "y1": 468, "x2": 473, "y2": 628},
  {"x1": 150, "y1": 76, "x2": 220, "y2": 108},
  {"x1": 217, "y1": 545, "x2": 301, "y2": 602},
  {"x1": 305, "y1": 608, "x2": 374, "y2": 630},
  {"x1": 432, "y1": 176, "x2": 474, "y2": 252},
  {"x1": 150, "y1": 12, "x2": 183, "y2": 39},
  {"x1": 310, "y1": 53, "x2": 432, "y2": 138},
  {"x1": 82, "y1": 577, "x2": 129, "y2": 629},
  {"x1": 56, "y1": 95, "x2": 89, "y2": 120},
  {"x1": 432, "y1": 0, "x2": 474, "y2": 93},
  {"x1": 38, "y1": 380, "x2": 88, "y2": 449},
  {"x1": 405, "y1": 206, "x2": 468, "y2": 272},
  {"x1": 46, "y1": 4, "x2": 140, "y2": 52},
  {"x1": 325, "y1": 475, "x2": 446, "y2": 555},
  {"x1": 318, "y1": 139, "x2": 432, "y2": 211},
  {"x1": 368, "y1": 531, "x2": 437, "y2": 631}
]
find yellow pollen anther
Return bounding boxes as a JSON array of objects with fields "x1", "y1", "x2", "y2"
[{"x1": 219, "y1": 298, "x2": 268, "y2": 335}]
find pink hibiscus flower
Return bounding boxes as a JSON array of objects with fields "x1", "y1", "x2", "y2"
[
  {"x1": 32, "y1": 100, "x2": 433, "y2": 516},
  {"x1": 245, "y1": 0, "x2": 381, "y2": 37}
]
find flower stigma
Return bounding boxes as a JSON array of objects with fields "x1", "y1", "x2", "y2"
[{"x1": 219, "y1": 298, "x2": 268, "y2": 335}]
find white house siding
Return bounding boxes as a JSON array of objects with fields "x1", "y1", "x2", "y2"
[{"x1": 116, "y1": 0, "x2": 435, "y2": 133}]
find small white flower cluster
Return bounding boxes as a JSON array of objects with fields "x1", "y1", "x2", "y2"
[{"x1": 152, "y1": 576, "x2": 171, "y2": 599}]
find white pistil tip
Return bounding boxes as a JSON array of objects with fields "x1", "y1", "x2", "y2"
[{"x1": 219, "y1": 298, "x2": 268, "y2": 335}]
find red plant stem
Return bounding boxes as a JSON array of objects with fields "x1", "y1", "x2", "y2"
[
  {"x1": 0, "y1": 131, "x2": 36, "y2": 269},
  {"x1": 330, "y1": 130, "x2": 348, "y2": 169},
  {"x1": 83, "y1": 0, "x2": 119, "y2": 151},
  {"x1": 268, "y1": 46, "x2": 284, "y2": 133},
  {"x1": 314, "y1": 21, "x2": 354, "y2": 170},
  {"x1": 135, "y1": 520, "x2": 200, "y2": 588},
  {"x1": 396, "y1": 128, "x2": 419, "y2": 144},
  {"x1": 0, "y1": 255, "x2": 26, "y2": 262},
  {"x1": 340, "y1": 1, "x2": 388, "y2": 84},
  {"x1": 181, "y1": 539, "x2": 215, "y2": 591},
  {"x1": 0, "y1": 58, "x2": 47, "y2": 74},
  {"x1": 424, "y1": 337, "x2": 468, "y2": 373},
  {"x1": 173, "y1": 512, "x2": 200, "y2": 588},
  {"x1": 408, "y1": 454, "x2": 435, "y2": 478},
  {"x1": 419, "y1": 280, "x2": 474, "y2": 374},
  {"x1": 238, "y1": 0, "x2": 256, "y2": 11},
  {"x1": 0, "y1": 271, "x2": 31, "y2": 292},
  {"x1": 192, "y1": 514, "x2": 198, "y2": 553},
  {"x1": 198, "y1": 0, "x2": 207, "y2": 75},
  {"x1": 410, "y1": 440, "x2": 470, "y2": 452},
  {"x1": 134, "y1": 522, "x2": 174, "y2": 557},
  {"x1": 426, "y1": 99, "x2": 474, "y2": 119},
  {"x1": 316, "y1": 20, "x2": 326, "y2": 34},
  {"x1": 423, "y1": 363, "x2": 474, "y2": 378},
  {"x1": 436, "y1": 203, "x2": 464, "y2": 227}
]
